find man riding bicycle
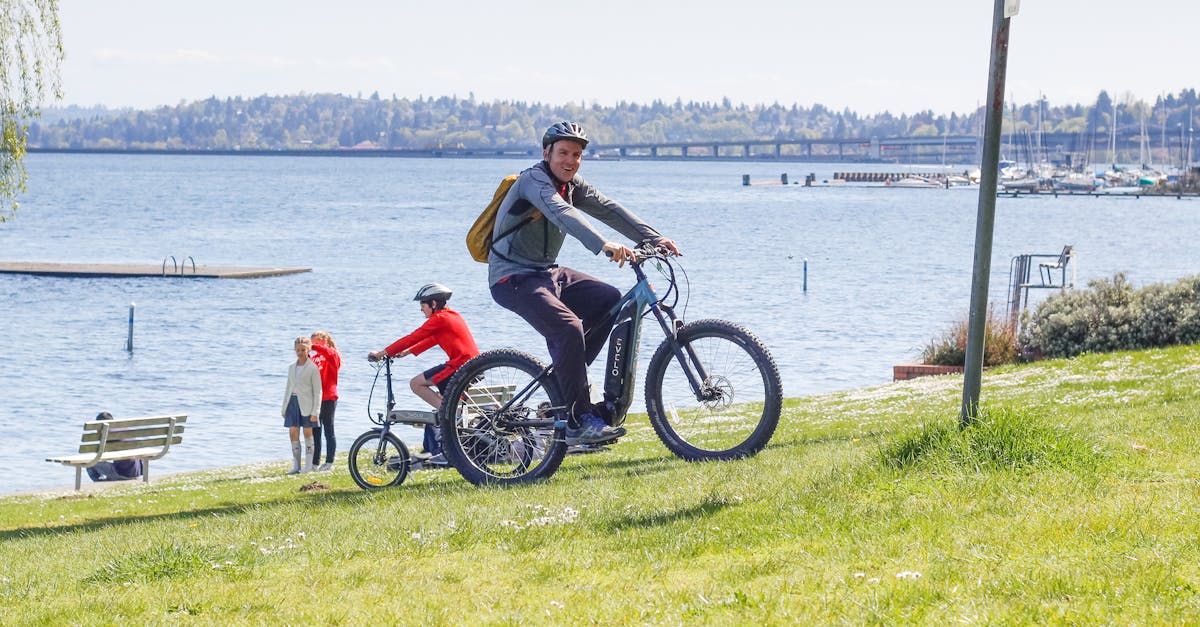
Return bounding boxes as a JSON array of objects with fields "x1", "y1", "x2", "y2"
[{"x1": 487, "y1": 121, "x2": 681, "y2": 445}]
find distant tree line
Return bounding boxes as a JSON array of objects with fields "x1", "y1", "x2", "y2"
[{"x1": 28, "y1": 89, "x2": 1200, "y2": 153}]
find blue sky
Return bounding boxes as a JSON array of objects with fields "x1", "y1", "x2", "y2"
[{"x1": 59, "y1": 0, "x2": 1198, "y2": 114}]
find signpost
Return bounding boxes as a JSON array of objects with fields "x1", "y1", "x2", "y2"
[{"x1": 961, "y1": 0, "x2": 1016, "y2": 427}]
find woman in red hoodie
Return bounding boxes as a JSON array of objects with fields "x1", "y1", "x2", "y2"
[
  {"x1": 309, "y1": 330, "x2": 342, "y2": 472},
  {"x1": 368, "y1": 283, "x2": 480, "y2": 466}
]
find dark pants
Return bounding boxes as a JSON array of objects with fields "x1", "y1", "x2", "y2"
[
  {"x1": 491, "y1": 267, "x2": 620, "y2": 421},
  {"x1": 422, "y1": 369, "x2": 451, "y2": 456},
  {"x1": 311, "y1": 399, "x2": 337, "y2": 464}
]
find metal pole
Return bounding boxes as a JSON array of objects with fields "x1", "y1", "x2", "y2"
[
  {"x1": 961, "y1": 0, "x2": 1014, "y2": 427},
  {"x1": 126, "y1": 303, "x2": 135, "y2": 352},
  {"x1": 803, "y1": 258, "x2": 808, "y2": 292}
]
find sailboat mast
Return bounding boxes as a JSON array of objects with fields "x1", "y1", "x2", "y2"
[{"x1": 1109, "y1": 96, "x2": 1117, "y2": 164}]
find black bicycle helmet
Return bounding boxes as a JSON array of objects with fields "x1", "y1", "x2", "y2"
[
  {"x1": 413, "y1": 283, "x2": 452, "y2": 303},
  {"x1": 542, "y1": 121, "x2": 589, "y2": 149}
]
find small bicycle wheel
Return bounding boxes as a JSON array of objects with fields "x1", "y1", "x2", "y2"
[
  {"x1": 438, "y1": 349, "x2": 568, "y2": 486},
  {"x1": 645, "y1": 319, "x2": 783, "y2": 461},
  {"x1": 347, "y1": 430, "x2": 410, "y2": 490}
]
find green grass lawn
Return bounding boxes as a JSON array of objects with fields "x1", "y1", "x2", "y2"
[{"x1": 4, "y1": 345, "x2": 1200, "y2": 624}]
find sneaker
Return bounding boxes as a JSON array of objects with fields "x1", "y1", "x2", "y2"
[
  {"x1": 411, "y1": 451, "x2": 432, "y2": 462},
  {"x1": 425, "y1": 453, "x2": 449, "y2": 468},
  {"x1": 317, "y1": 462, "x2": 333, "y2": 472},
  {"x1": 565, "y1": 414, "x2": 626, "y2": 446}
]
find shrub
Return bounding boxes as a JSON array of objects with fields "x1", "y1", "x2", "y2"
[
  {"x1": 921, "y1": 306, "x2": 1018, "y2": 367},
  {"x1": 1021, "y1": 273, "x2": 1200, "y2": 359},
  {"x1": 1136, "y1": 276, "x2": 1200, "y2": 347}
]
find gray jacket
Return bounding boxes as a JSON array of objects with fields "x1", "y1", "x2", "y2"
[{"x1": 487, "y1": 161, "x2": 661, "y2": 285}]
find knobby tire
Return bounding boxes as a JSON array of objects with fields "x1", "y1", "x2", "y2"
[
  {"x1": 644, "y1": 319, "x2": 782, "y2": 461},
  {"x1": 438, "y1": 349, "x2": 568, "y2": 486}
]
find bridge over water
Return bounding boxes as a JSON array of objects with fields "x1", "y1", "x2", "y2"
[
  {"x1": 593, "y1": 131, "x2": 1188, "y2": 164},
  {"x1": 32, "y1": 130, "x2": 1190, "y2": 166}
]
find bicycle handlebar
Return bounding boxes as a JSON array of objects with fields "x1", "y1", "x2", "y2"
[
  {"x1": 631, "y1": 242, "x2": 676, "y2": 263},
  {"x1": 367, "y1": 354, "x2": 394, "y2": 366},
  {"x1": 605, "y1": 241, "x2": 677, "y2": 265}
]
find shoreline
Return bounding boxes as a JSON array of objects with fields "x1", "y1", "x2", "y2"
[{"x1": 4, "y1": 460, "x2": 297, "y2": 500}]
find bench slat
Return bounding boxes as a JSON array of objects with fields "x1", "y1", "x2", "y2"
[
  {"x1": 81, "y1": 425, "x2": 186, "y2": 443},
  {"x1": 81, "y1": 415, "x2": 187, "y2": 430},
  {"x1": 464, "y1": 384, "x2": 515, "y2": 404},
  {"x1": 80, "y1": 436, "x2": 183, "y2": 454},
  {"x1": 47, "y1": 446, "x2": 174, "y2": 465}
]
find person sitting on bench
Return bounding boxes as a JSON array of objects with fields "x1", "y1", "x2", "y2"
[{"x1": 85, "y1": 412, "x2": 144, "y2": 482}]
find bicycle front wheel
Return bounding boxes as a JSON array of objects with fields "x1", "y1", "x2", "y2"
[
  {"x1": 439, "y1": 349, "x2": 568, "y2": 486},
  {"x1": 347, "y1": 430, "x2": 410, "y2": 490},
  {"x1": 645, "y1": 319, "x2": 782, "y2": 461}
]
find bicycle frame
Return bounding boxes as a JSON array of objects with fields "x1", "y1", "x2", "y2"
[
  {"x1": 485, "y1": 253, "x2": 711, "y2": 430},
  {"x1": 365, "y1": 357, "x2": 399, "y2": 447}
]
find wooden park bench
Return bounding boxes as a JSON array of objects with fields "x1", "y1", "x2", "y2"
[{"x1": 46, "y1": 414, "x2": 187, "y2": 490}]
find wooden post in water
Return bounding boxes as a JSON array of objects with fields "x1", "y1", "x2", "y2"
[{"x1": 962, "y1": 0, "x2": 1017, "y2": 427}]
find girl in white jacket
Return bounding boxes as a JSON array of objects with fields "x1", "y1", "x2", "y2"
[{"x1": 282, "y1": 336, "x2": 323, "y2": 473}]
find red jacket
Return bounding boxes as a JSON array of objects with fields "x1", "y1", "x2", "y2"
[
  {"x1": 385, "y1": 308, "x2": 480, "y2": 383},
  {"x1": 310, "y1": 342, "x2": 341, "y2": 401}
]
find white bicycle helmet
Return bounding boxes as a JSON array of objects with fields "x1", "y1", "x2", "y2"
[{"x1": 413, "y1": 283, "x2": 452, "y2": 303}]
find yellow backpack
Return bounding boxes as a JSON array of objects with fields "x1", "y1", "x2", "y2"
[{"x1": 466, "y1": 174, "x2": 542, "y2": 263}]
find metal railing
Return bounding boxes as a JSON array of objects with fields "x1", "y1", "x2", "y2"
[{"x1": 161, "y1": 255, "x2": 197, "y2": 276}]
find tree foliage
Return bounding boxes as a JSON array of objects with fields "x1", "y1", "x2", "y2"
[
  {"x1": 1, "y1": 0, "x2": 63, "y2": 221},
  {"x1": 31, "y1": 88, "x2": 1200, "y2": 159}
]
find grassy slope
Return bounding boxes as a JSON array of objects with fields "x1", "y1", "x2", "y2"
[{"x1": 3, "y1": 345, "x2": 1200, "y2": 624}]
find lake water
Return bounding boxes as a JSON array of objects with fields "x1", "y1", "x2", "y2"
[{"x1": 3, "y1": 153, "x2": 1197, "y2": 494}]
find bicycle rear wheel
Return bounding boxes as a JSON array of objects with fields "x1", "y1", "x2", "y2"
[
  {"x1": 645, "y1": 319, "x2": 782, "y2": 461},
  {"x1": 347, "y1": 430, "x2": 410, "y2": 490},
  {"x1": 439, "y1": 349, "x2": 567, "y2": 486}
]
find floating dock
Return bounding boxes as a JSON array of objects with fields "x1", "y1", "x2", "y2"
[
  {"x1": 997, "y1": 189, "x2": 1200, "y2": 198},
  {"x1": 832, "y1": 171, "x2": 955, "y2": 183},
  {"x1": 0, "y1": 262, "x2": 311, "y2": 279}
]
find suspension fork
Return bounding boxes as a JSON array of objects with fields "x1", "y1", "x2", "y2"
[
  {"x1": 628, "y1": 261, "x2": 710, "y2": 400},
  {"x1": 649, "y1": 301, "x2": 711, "y2": 399}
]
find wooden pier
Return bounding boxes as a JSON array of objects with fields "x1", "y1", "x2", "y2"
[{"x1": 0, "y1": 261, "x2": 311, "y2": 279}]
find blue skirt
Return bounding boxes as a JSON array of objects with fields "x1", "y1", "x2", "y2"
[{"x1": 283, "y1": 395, "x2": 306, "y2": 427}]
